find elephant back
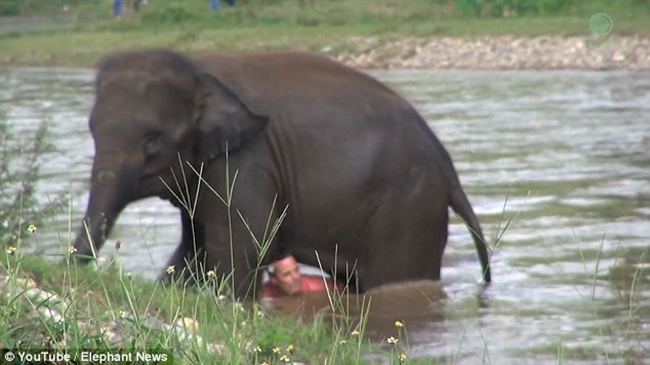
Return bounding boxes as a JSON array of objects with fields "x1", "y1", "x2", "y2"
[{"x1": 194, "y1": 52, "x2": 411, "y2": 123}]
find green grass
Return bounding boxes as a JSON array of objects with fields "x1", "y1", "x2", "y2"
[
  {"x1": 1, "y1": 243, "x2": 425, "y2": 364},
  {"x1": 0, "y1": 0, "x2": 648, "y2": 67}
]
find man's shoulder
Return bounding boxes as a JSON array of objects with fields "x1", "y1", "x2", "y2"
[
  {"x1": 261, "y1": 282, "x2": 286, "y2": 298},
  {"x1": 302, "y1": 275, "x2": 325, "y2": 284},
  {"x1": 302, "y1": 275, "x2": 338, "y2": 291}
]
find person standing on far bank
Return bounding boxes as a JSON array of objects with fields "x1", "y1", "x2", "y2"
[
  {"x1": 113, "y1": 0, "x2": 123, "y2": 18},
  {"x1": 210, "y1": 0, "x2": 236, "y2": 11}
]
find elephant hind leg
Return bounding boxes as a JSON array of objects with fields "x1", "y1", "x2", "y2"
[{"x1": 357, "y1": 192, "x2": 448, "y2": 292}]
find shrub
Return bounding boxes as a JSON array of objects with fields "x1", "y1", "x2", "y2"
[
  {"x1": 0, "y1": 113, "x2": 62, "y2": 251},
  {"x1": 0, "y1": 0, "x2": 22, "y2": 16}
]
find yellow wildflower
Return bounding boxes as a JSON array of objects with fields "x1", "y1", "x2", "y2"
[
  {"x1": 6, "y1": 246, "x2": 17, "y2": 255},
  {"x1": 27, "y1": 224, "x2": 37, "y2": 233},
  {"x1": 68, "y1": 246, "x2": 77, "y2": 254},
  {"x1": 399, "y1": 352, "x2": 407, "y2": 362},
  {"x1": 253, "y1": 346, "x2": 262, "y2": 353},
  {"x1": 351, "y1": 329, "x2": 360, "y2": 336},
  {"x1": 207, "y1": 270, "x2": 216, "y2": 278},
  {"x1": 272, "y1": 347, "x2": 281, "y2": 354},
  {"x1": 395, "y1": 320, "x2": 404, "y2": 328},
  {"x1": 280, "y1": 355, "x2": 290, "y2": 362},
  {"x1": 339, "y1": 340, "x2": 347, "y2": 345},
  {"x1": 166, "y1": 265, "x2": 175, "y2": 274},
  {"x1": 260, "y1": 361, "x2": 269, "y2": 365},
  {"x1": 286, "y1": 344, "x2": 294, "y2": 353},
  {"x1": 387, "y1": 336, "x2": 399, "y2": 345}
]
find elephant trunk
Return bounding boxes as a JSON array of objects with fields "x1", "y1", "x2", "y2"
[{"x1": 71, "y1": 156, "x2": 135, "y2": 264}]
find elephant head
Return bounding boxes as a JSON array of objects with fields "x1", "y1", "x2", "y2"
[{"x1": 71, "y1": 49, "x2": 268, "y2": 264}]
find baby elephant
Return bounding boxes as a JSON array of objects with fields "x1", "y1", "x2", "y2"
[{"x1": 71, "y1": 49, "x2": 491, "y2": 299}]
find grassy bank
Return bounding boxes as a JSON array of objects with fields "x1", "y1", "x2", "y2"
[
  {"x1": 1, "y1": 243, "x2": 422, "y2": 364},
  {"x1": 0, "y1": 0, "x2": 648, "y2": 67}
]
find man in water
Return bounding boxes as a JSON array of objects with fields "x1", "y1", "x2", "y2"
[{"x1": 261, "y1": 251, "x2": 344, "y2": 298}]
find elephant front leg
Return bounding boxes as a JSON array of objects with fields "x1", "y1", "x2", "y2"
[
  {"x1": 203, "y1": 230, "x2": 267, "y2": 299},
  {"x1": 202, "y1": 207, "x2": 280, "y2": 299},
  {"x1": 159, "y1": 212, "x2": 205, "y2": 285}
]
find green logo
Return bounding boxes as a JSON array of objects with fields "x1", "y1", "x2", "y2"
[{"x1": 589, "y1": 13, "x2": 613, "y2": 37}]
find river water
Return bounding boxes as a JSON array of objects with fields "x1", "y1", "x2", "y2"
[{"x1": 1, "y1": 66, "x2": 649, "y2": 364}]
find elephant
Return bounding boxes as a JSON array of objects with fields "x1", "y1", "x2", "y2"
[{"x1": 71, "y1": 48, "x2": 491, "y2": 299}]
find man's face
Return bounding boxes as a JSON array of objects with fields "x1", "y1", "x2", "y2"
[{"x1": 271, "y1": 255, "x2": 302, "y2": 295}]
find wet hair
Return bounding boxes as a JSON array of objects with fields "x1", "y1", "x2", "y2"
[{"x1": 266, "y1": 249, "x2": 294, "y2": 275}]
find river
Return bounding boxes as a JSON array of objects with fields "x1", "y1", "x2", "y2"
[{"x1": 1, "y1": 66, "x2": 648, "y2": 364}]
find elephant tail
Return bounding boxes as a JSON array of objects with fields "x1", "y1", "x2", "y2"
[{"x1": 450, "y1": 186, "x2": 492, "y2": 284}]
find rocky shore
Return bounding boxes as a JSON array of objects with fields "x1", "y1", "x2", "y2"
[
  {"x1": 0, "y1": 272, "x2": 215, "y2": 351},
  {"x1": 327, "y1": 35, "x2": 650, "y2": 70}
]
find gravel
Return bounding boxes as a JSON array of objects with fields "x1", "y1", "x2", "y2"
[{"x1": 326, "y1": 35, "x2": 650, "y2": 70}]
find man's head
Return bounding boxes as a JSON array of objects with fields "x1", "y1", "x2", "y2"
[{"x1": 269, "y1": 252, "x2": 302, "y2": 295}]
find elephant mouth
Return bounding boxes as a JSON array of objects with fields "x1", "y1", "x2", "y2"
[{"x1": 138, "y1": 172, "x2": 189, "y2": 203}]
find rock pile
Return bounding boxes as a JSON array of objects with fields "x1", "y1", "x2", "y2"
[
  {"x1": 0, "y1": 273, "x2": 217, "y2": 351},
  {"x1": 327, "y1": 35, "x2": 650, "y2": 70}
]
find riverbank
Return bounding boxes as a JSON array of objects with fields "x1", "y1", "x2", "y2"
[
  {"x1": 329, "y1": 34, "x2": 650, "y2": 70},
  {"x1": 0, "y1": 249, "x2": 394, "y2": 364},
  {"x1": 1, "y1": 0, "x2": 649, "y2": 71},
  {"x1": 2, "y1": 32, "x2": 648, "y2": 71}
]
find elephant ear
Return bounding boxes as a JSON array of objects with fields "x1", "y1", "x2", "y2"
[{"x1": 196, "y1": 73, "x2": 269, "y2": 160}]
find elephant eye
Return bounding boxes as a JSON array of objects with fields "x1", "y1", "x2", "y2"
[{"x1": 143, "y1": 133, "x2": 163, "y2": 155}]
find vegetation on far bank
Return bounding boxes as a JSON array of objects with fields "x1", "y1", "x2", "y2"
[{"x1": 0, "y1": 0, "x2": 649, "y2": 67}]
